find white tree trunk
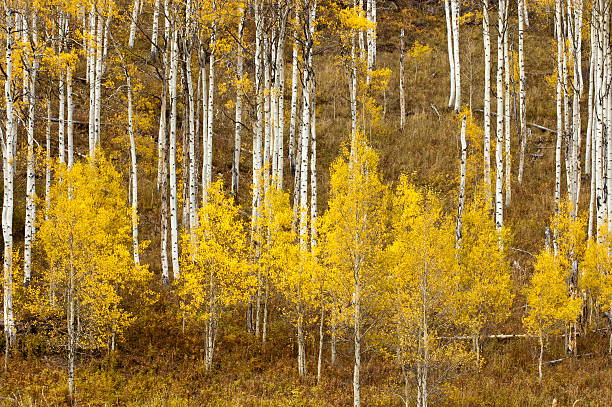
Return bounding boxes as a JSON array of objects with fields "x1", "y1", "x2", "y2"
[
  {"x1": 67, "y1": 64, "x2": 74, "y2": 168},
  {"x1": 353, "y1": 264, "x2": 361, "y2": 407},
  {"x1": 555, "y1": 0, "x2": 563, "y2": 214},
  {"x1": 24, "y1": 11, "x2": 38, "y2": 287},
  {"x1": 128, "y1": 0, "x2": 140, "y2": 48},
  {"x1": 150, "y1": 0, "x2": 161, "y2": 60},
  {"x1": 288, "y1": 4, "x2": 299, "y2": 175},
  {"x1": 517, "y1": 0, "x2": 528, "y2": 184},
  {"x1": 451, "y1": 0, "x2": 461, "y2": 112},
  {"x1": 126, "y1": 74, "x2": 140, "y2": 265},
  {"x1": 232, "y1": 7, "x2": 245, "y2": 197},
  {"x1": 457, "y1": 116, "x2": 467, "y2": 244},
  {"x1": 399, "y1": 28, "x2": 405, "y2": 130},
  {"x1": 204, "y1": 26, "x2": 216, "y2": 201},
  {"x1": 483, "y1": 0, "x2": 492, "y2": 205},
  {"x1": 168, "y1": 26, "x2": 180, "y2": 279},
  {"x1": 445, "y1": 0, "x2": 456, "y2": 108},
  {"x1": 503, "y1": 8, "x2": 511, "y2": 205},
  {"x1": 159, "y1": 69, "x2": 170, "y2": 284},
  {"x1": 495, "y1": 0, "x2": 505, "y2": 230},
  {"x1": 3, "y1": 6, "x2": 17, "y2": 346}
]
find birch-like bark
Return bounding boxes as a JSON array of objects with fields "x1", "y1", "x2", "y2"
[
  {"x1": 45, "y1": 100, "x2": 51, "y2": 221},
  {"x1": 232, "y1": 7, "x2": 245, "y2": 197},
  {"x1": 483, "y1": 0, "x2": 492, "y2": 204},
  {"x1": 495, "y1": 0, "x2": 505, "y2": 230},
  {"x1": 151, "y1": 0, "x2": 161, "y2": 60},
  {"x1": 88, "y1": 7, "x2": 96, "y2": 156},
  {"x1": 3, "y1": 6, "x2": 17, "y2": 346},
  {"x1": 93, "y1": 11, "x2": 104, "y2": 149},
  {"x1": 169, "y1": 26, "x2": 180, "y2": 278},
  {"x1": 58, "y1": 13, "x2": 66, "y2": 164},
  {"x1": 585, "y1": 20, "x2": 595, "y2": 176},
  {"x1": 399, "y1": 28, "x2": 405, "y2": 130},
  {"x1": 554, "y1": 0, "x2": 563, "y2": 214},
  {"x1": 456, "y1": 116, "x2": 467, "y2": 244},
  {"x1": 125, "y1": 73, "x2": 140, "y2": 265},
  {"x1": 67, "y1": 64, "x2": 74, "y2": 168},
  {"x1": 571, "y1": 0, "x2": 582, "y2": 212},
  {"x1": 451, "y1": 0, "x2": 461, "y2": 112},
  {"x1": 128, "y1": 0, "x2": 140, "y2": 48},
  {"x1": 353, "y1": 262, "x2": 361, "y2": 407},
  {"x1": 159, "y1": 71, "x2": 170, "y2": 283},
  {"x1": 503, "y1": 6, "x2": 511, "y2": 205},
  {"x1": 517, "y1": 0, "x2": 528, "y2": 184},
  {"x1": 205, "y1": 26, "x2": 216, "y2": 197},
  {"x1": 288, "y1": 2, "x2": 299, "y2": 175},
  {"x1": 24, "y1": 11, "x2": 38, "y2": 287},
  {"x1": 445, "y1": 0, "x2": 456, "y2": 108}
]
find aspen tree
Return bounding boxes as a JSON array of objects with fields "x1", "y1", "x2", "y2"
[
  {"x1": 483, "y1": 0, "x2": 492, "y2": 204},
  {"x1": 2, "y1": 3, "x2": 17, "y2": 348},
  {"x1": 503, "y1": 2, "x2": 511, "y2": 206},
  {"x1": 445, "y1": 0, "x2": 455, "y2": 108},
  {"x1": 495, "y1": 0, "x2": 505, "y2": 230},
  {"x1": 58, "y1": 12, "x2": 66, "y2": 164},
  {"x1": 23, "y1": 10, "x2": 40, "y2": 287},
  {"x1": 517, "y1": 0, "x2": 528, "y2": 184},
  {"x1": 456, "y1": 115, "x2": 467, "y2": 243},
  {"x1": 451, "y1": 0, "x2": 461, "y2": 112},
  {"x1": 399, "y1": 28, "x2": 405, "y2": 130},
  {"x1": 204, "y1": 23, "x2": 216, "y2": 200},
  {"x1": 554, "y1": 0, "x2": 563, "y2": 214},
  {"x1": 169, "y1": 23, "x2": 181, "y2": 278},
  {"x1": 128, "y1": 0, "x2": 140, "y2": 47},
  {"x1": 322, "y1": 132, "x2": 387, "y2": 407},
  {"x1": 232, "y1": 5, "x2": 245, "y2": 197},
  {"x1": 151, "y1": 0, "x2": 161, "y2": 60},
  {"x1": 288, "y1": 0, "x2": 299, "y2": 175}
]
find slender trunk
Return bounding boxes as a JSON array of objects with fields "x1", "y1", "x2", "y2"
[
  {"x1": 503, "y1": 8, "x2": 511, "y2": 205},
  {"x1": 483, "y1": 0, "x2": 492, "y2": 205},
  {"x1": 495, "y1": 0, "x2": 505, "y2": 230},
  {"x1": 232, "y1": 7, "x2": 245, "y2": 197},
  {"x1": 457, "y1": 116, "x2": 467, "y2": 244},
  {"x1": 517, "y1": 0, "x2": 528, "y2": 183},
  {"x1": 169, "y1": 26, "x2": 180, "y2": 278},
  {"x1": 538, "y1": 333, "x2": 543, "y2": 383},
  {"x1": 126, "y1": 74, "x2": 140, "y2": 265},
  {"x1": 288, "y1": 3, "x2": 299, "y2": 175},
  {"x1": 24, "y1": 12, "x2": 38, "y2": 287},
  {"x1": 399, "y1": 28, "x2": 405, "y2": 130},
  {"x1": 317, "y1": 301, "x2": 324, "y2": 383},
  {"x1": 3, "y1": 7, "x2": 16, "y2": 347},
  {"x1": 205, "y1": 26, "x2": 216, "y2": 199},
  {"x1": 451, "y1": 0, "x2": 461, "y2": 112},
  {"x1": 555, "y1": 0, "x2": 563, "y2": 214},
  {"x1": 151, "y1": 0, "x2": 161, "y2": 60},
  {"x1": 445, "y1": 0, "x2": 456, "y2": 108},
  {"x1": 353, "y1": 263, "x2": 361, "y2": 407},
  {"x1": 128, "y1": 0, "x2": 140, "y2": 47}
]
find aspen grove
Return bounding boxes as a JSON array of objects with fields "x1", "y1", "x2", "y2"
[{"x1": 0, "y1": 0, "x2": 611, "y2": 405}]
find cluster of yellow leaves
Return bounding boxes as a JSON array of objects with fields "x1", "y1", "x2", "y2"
[
  {"x1": 179, "y1": 180, "x2": 252, "y2": 323},
  {"x1": 38, "y1": 157, "x2": 151, "y2": 349}
]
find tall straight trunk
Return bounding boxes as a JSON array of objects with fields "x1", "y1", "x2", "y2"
[
  {"x1": 517, "y1": 0, "x2": 528, "y2": 184},
  {"x1": 159, "y1": 73, "x2": 170, "y2": 283},
  {"x1": 483, "y1": 0, "x2": 492, "y2": 204},
  {"x1": 275, "y1": 11, "x2": 288, "y2": 188},
  {"x1": 67, "y1": 64, "x2": 74, "y2": 168},
  {"x1": 128, "y1": 0, "x2": 140, "y2": 48},
  {"x1": 200, "y1": 51, "x2": 209, "y2": 197},
  {"x1": 399, "y1": 28, "x2": 405, "y2": 130},
  {"x1": 185, "y1": 46, "x2": 197, "y2": 235},
  {"x1": 288, "y1": 3, "x2": 299, "y2": 175},
  {"x1": 169, "y1": 26, "x2": 180, "y2": 279},
  {"x1": 252, "y1": 0, "x2": 263, "y2": 241},
  {"x1": 24, "y1": 11, "x2": 38, "y2": 287},
  {"x1": 94, "y1": 12, "x2": 104, "y2": 149},
  {"x1": 604, "y1": 3, "x2": 612, "y2": 229},
  {"x1": 457, "y1": 115, "x2": 468, "y2": 244},
  {"x1": 151, "y1": 0, "x2": 161, "y2": 60},
  {"x1": 451, "y1": 0, "x2": 461, "y2": 112},
  {"x1": 204, "y1": 26, "x2": 216, "y2": 201},
  {"x1": 310, "y1": 84, "x2": 317, "y2": 250},
  {"x1": 58, "y1": 13, "x2": 66, "y2": 164},
  {"x1": 495, "y1": 0, "x2": 505, "y2": 230},
  {"x1": 317, "y1": 300, "x2": 324, "y2": 383},
  {"x1": 445, "y1": 0, "x2": 456, "y2": 108},
  {"x1": 353, "y1": 263, "x2": 361, "y2": 407},
  {"x1": 45, "y1": 99, "x2": 51, "y2": 220},
  {"x1": 555, "y1": 0, "x2": 563, "y2": 214},
  {"x1": 594, "y1": 0, "x2": 604, "y2": 237},
  {"x1": 503, "y1": 8, "x2": 511, "y2": 205},
  {"x1": 88, "y1": 7, "x2": 96, "y2": 156},
  {"x1": 3, "y1": 6, "x2": 17, "y2": 347},
  {"x1": 585, "y1": 20, "x2": 595, "y2": 176},
  {"x1": 366, "y1": 0, "x2": 374, "y2": 77},
  {"x1": 232, "y1": 7, "x2": 245, "y2": 197},
  {"x1": 571, "y1": 0, "x2": 583, "y2": 213},
  {"x1": 126, "y1": 74, "x2": 140, "y2": 265},
  {"x1": 67, "y1": 255, "x2": 75, "y2": 397}
]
